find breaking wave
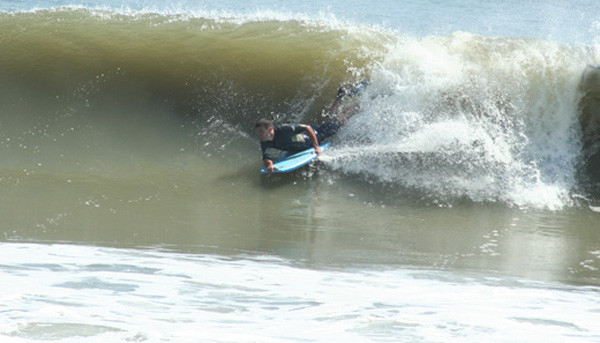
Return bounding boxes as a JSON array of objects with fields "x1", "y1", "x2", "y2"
[{"x1": 0, "y1": 7, "x2": 595, "y2": 209}]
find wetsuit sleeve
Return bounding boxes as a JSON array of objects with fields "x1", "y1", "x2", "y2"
[
  {"x1": 261, "y1": 141, "x2": 285, "y2": 161},
  {"x1": 260, "y1": 141, "x2": 272, "y2": 160}
]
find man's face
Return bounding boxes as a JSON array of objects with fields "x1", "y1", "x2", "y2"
[{"x1": 256, "y1": 126, "x2": 274, "y2": 142}]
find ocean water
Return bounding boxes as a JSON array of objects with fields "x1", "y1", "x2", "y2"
[{"x1": 1, "y1": 0, "x2": 600, "y2": 342}]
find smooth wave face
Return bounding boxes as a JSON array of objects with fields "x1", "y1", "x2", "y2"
[
  {"x1": 0, "y1": 8, "x2": 596, "y2": 208},
  {"x1": 0, "y1": 8, "x2": 381, "y2": 116},
  {"x1": 0, "y1": 8, "x2": 380, "y2": 173}
]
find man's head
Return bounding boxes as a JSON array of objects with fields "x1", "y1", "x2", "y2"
[{"x1": 255, "y1": 119, "x2": 275, "y2": 142}]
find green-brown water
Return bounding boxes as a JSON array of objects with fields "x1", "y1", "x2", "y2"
[{"x1": 1, "y1": 7, "x2": 599, "y2": 342}]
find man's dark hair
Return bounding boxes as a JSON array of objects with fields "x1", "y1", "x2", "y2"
[{"x1": 254, "y1": 119, "x2": 274, "y2": 129}]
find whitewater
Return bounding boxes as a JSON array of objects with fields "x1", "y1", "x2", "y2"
[{"x1": 1, "y1": 0, "x2": 600, "y2": 342}]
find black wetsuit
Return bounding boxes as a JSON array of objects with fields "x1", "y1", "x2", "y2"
[{"x1": 260, "y1": 121, "x2": 341, "y2": 162}]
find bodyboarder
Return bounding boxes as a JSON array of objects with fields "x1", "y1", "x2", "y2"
[{"x1": 255, "y1": 81, "x2": 368, "y2": 174}]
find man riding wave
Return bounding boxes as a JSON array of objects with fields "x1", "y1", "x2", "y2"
[{"x1": 255, "y1": 81, "x2": 368, "y2": 174}]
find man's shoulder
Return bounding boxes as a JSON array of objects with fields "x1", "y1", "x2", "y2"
[
  {"x1": 275, "y1": 124, "x2": 307, "y2": 133},
  {"x1": 260, "y1": 140, "x2": 274, "y2": 149}
]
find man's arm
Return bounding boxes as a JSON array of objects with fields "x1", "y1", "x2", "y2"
[
  {"x1": 305, "y1": 126, "x2": 322, "y2": 154},
  {"x1": 260, "y1": 141, "x2": 278, "y2": 174}
]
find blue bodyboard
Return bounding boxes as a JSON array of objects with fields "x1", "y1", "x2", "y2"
[{"x1": 260, "y1": 143, "x2": 331, "y2": 174}]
